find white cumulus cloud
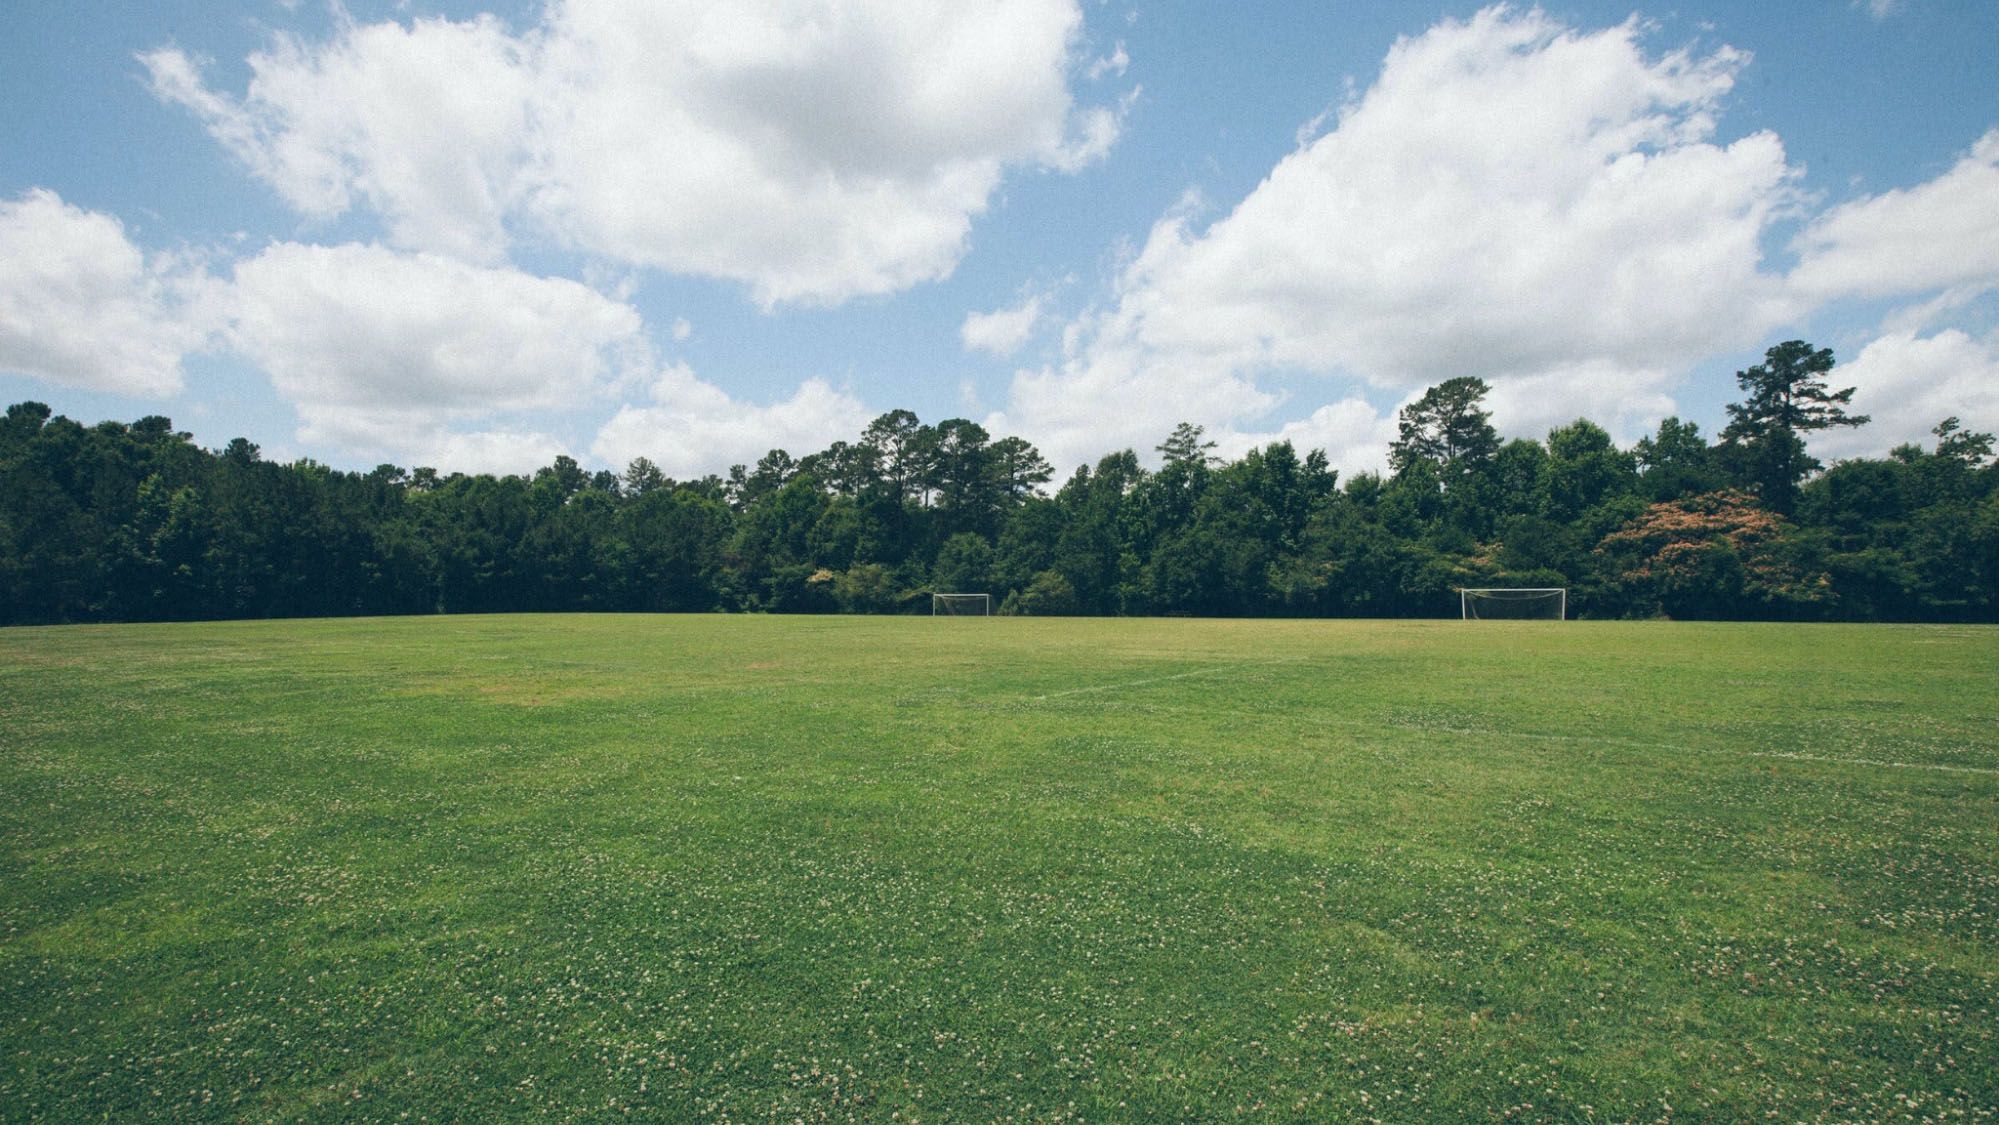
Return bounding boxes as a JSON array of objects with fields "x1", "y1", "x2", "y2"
[
  {"x1": 225, "y1": 241, "x2": 644, "y2": 460},
  {"x1": 1004, "y1": 6, "x2": 1805, "y2": 471},
  {"x1": 142, "y1": 18, "x2": 534, "y2": 264},
  {"x1": 0, "y1": 190, "x2": 218, "y2": 396},
  {"x1": 1087, "y1": 41, "x2": 1129, "y2": 80},
  {"x1": 1232, "y1": 397, "x2": 1401, "y2": 482},
  {"x1": 1790, "y1": 130, "x2": 1999, "y2": 302},
  {"x1": 1811, "y1": 328, "x2": 1999, "y2": 462},
  {"x1": 961, "y1": 293, "x2": 1047, "y2": 357},
  {"x1": 144, "y1": 0, "x2": 1127, "y2": 306},
  {"x1": 424, "y1": 429, "x2": 576, "y2": 477},
  {"x1": 593, "y1": 364, "x2": 873, "y2": 478}
]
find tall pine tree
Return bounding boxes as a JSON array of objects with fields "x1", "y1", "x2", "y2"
[{"x1": 1720, "y1": 340, "x2": 1868, "y2": 514}]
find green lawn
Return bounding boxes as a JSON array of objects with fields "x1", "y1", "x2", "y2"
[{"x1": 2, "y1": 615, "x2": 1995, "y2": 1121}]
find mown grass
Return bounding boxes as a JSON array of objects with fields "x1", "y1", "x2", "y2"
[{"x1": 1, "y1": 615, "x2": 1995, "y2": 1121}]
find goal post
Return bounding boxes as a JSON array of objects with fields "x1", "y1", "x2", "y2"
[
  {"x1": 932, "y1": 592, "x2": 992, "y2": 616},
  {"x1": 1459, "y1": 587, "x2": 1567, "y2": 620}
]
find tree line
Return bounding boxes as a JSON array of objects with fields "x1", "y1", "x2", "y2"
[{"x1": 2, "y1": 341, "x2": 1994, "y2": 625}]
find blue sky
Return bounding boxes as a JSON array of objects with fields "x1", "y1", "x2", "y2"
[{"x1": 2, "y1": 1, "x2": 1995, "y2": 479}]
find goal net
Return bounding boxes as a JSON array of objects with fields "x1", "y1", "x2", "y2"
[
  {"x1": 932, "y1": 593, "x2": 992, "y2": 616},
  {"x1": 1460, "y1": 587, "x2": 1567, "y2": 620}
]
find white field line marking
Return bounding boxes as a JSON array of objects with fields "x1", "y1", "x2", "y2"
[
  {"x1": 1419, "y1": 724, "x2": 1999, "y2": 776},
  {"x1": 1031, "y1": 678, "x2": 1996, "y2": 776},
  {"x1": 1748, "y1": 751, "x2": 1999, "y2": 776},
  {"x1": 1032, "y1": 660, "x2": 1290, "y2": 701}
]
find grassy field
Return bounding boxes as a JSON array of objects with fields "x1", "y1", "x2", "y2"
[{"x1": 1, "y1": 615, "x2": 1995, "y2": 1121}]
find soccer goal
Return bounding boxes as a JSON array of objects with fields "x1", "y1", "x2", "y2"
[
  {"x1": 1460, "y1": 587, "x2": 1567, "y2": 620},
  {"x1": 932, "y1": 593, "x2": 992, "y2": 616}
]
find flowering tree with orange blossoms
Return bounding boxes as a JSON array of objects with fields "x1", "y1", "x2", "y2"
[{"x1": 1597, "y1": 489, "x2": 1832, "y2": 619}]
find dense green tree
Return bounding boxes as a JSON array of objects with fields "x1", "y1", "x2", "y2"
[
  {"x1": 987, "y1": 436, "x2": 1054, "y2": 506},
  {"x1": 1719, "y1": 341, "x2": 1869, "y2": 514},
  {"x1": 1542, "y1": 419, "x2": 1638, "y2": 523},
  {"x1": 1131, "y1": 424, "x2": 1217, "y2": 568},
  {"x1": 1972, "y1": 493, "x2": 1999, "y2": 607},
  {"x1": 1052, "y1": 451, "x2": 1145, "y2": 614},
  {"x1": 1793, "y1": 417, "x2": 1998, "y2": 619},
  {"x1": 727, "y1": 473, "x2": 827, "y2": 608},
  {"x1": 832, "y1": 563, "x2": 901, "y2": 614},
  {"x1": 1157, "y1": 422, "x2": 1218, "y2": 469},
  {"x1": 1928, "y1": 416, "x2": 1996, "y2": 470},
  {"x1": 932, "y1": 532, "x2": 996, "y2": 596},
  {"x1": 1389, "y1": 376, "x2": 1500, "y2": 487},
  {"x1": 1, "y1": 377, "x2": 1990, "y2": 626},
  {"x1": 1485, "y1": 438, "x2": 1549, "y2": 521},
  {"x1": 1002, "y1": 569, "x2": 1078, "y2": 616},
  {"x1": 992, "y1": 496, "x2": 1062, "y2": 596},
  {"x1": 861, "y1": 410, "x2": 932, "y2": 505},
  {"x1": 1634, "y1": 417, "x2": 1725, "y2": 501},
  {"x1": 808, "y1": 440, "x2": 880, "y2": 498},
  {"x1": 532, "y1": 454, "x2": 591, "y2": 506},
  {"x1": 621, "y1": 486, "x2": 729, "y2": 611},
  {"x1": 928, "y1": 419, "x2": 999, "y2": 536},
  {"x1": 730, "y1": 449, "x2": 798, "y2": 509},
  {"x1": 623, "y1": 457, "x2": 668, "y2": 497}
]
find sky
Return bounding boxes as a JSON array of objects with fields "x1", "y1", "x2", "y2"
[{"x1": 2, "y1": 1, "x2": 1996, "y2": 481}]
